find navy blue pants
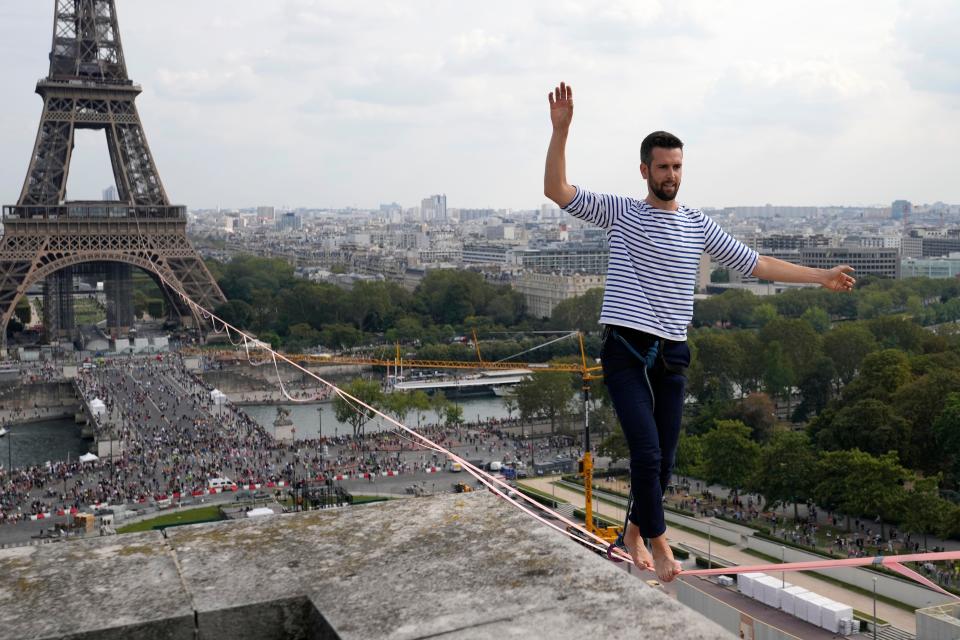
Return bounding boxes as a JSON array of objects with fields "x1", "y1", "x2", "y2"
[{"x1": 601, "y1": 326, "x2": 690, "y2": 539}]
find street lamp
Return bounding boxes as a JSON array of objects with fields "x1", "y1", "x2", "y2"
[
  {"x1": 317, "y1": 406, "x2": 323, "y2": 438},
  {"x1": 781, "y1": 545, "x2": 786, "y2": 588},
  {"x1": 708, "y1": 524, "x2": 713, "y2": 570},
  {"x1": 872, "y1": 578, "x2": 878, "y2": 640}
]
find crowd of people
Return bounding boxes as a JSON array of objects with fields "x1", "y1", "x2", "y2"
[{"x1": 0, "y1": 354, "x2": 581, "y2": 529}]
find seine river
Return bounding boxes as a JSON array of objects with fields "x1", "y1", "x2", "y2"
[
  {"x1": 1, "y1": 418, "x2": 89, "y2": 469},
  {"x1": 242, "y1": 395, "x2": 513, "y2": 439}
]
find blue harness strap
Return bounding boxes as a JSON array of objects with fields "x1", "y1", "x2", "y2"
[{"x1": 610, "y1": 328, "x2": 660, "y2": 370}]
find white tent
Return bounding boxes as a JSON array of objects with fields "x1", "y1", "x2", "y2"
[
  {"x1": 89, "y1": 398, "x2": 106, "y2": 417},
  {"x1": 246, "y1": 507, "x2": 274, "y2": 518},
  {"x1": 78, "y1": 452, "x2": 99, "y2": 463}
]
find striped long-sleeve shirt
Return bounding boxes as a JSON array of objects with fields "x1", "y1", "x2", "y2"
[{"x1": 563, "y1": 186, "x2": 758, "y2": 341}]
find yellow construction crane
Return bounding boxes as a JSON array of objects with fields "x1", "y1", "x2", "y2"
[
  {"x1": 189, "y1": 330, "x2": 619, "y2": 542},
  {"x1": 574, "y1": 332, "x2": 622, "y2": 546}
]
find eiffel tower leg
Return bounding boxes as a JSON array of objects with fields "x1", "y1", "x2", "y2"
[
  {"x1": 58, "y1": 267, "x2": 75, "y2": 339},
  {"x1": 104, "y1": 262, "x2": 132, "y2": 337},
  {"x1": 42, "y1": 268, "x2": 76, "y2": 343}
]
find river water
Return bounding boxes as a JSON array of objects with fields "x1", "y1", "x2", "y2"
[
  {"x1": 242, "y1": 395, "x2": 513, "y2": 439},
  {"x1": 0, "y1": 418, "x2": 89, "y2": 469}
]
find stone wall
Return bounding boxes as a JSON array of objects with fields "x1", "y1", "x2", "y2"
[
  {"x1": 0, "y1": 381, "x2": 80, "y2": 423},
  {"x1": 0, "y1": 493, "x2": 733, "y2": 640}
]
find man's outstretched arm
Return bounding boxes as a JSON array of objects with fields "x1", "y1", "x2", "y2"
[
  {"x1": 544, "y1": 82, "x2": 577, "y2": 208},
  {"x1": 752, "y1": 255, "x2": 856, "y2": 292}
]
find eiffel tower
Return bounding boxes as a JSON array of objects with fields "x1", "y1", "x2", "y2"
[{"x1": 0, "y1": 0, "x2": 226, "y2": 348}]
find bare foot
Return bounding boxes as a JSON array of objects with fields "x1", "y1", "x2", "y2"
[
  {"x1": 649, "y1": 534, "x2": 682, "y2": 583},
  {"x1": 623, "y1": 521, "x2": 654, "y2": 571}
]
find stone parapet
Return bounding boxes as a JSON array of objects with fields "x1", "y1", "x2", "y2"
[{"x1": 0, "y1": 493, "x2": 732, "y2": 639}]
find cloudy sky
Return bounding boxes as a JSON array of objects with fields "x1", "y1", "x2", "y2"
[{"x1": 0, "y1": 0, "x2": 958, "y2": 210}]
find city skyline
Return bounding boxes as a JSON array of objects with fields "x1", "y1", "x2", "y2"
[{"x1": 1, "y1": 0, "x2": 958, "y2": 210}]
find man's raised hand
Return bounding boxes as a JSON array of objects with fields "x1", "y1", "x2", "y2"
[{"x1": 548, "y1": 82, "x2": 573, "y2": 131}]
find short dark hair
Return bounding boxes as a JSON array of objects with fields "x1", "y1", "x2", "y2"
[{"x1": 640, "y1": 131, "x2": 683, "y2": 166}]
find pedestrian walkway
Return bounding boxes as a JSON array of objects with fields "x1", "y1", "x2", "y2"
[
  {"x1": 521, "y1": 477, "x2": 918, "y2": 634},
  {"x1": 670, "y1": 475, "x2": 960, "y2": 554}
]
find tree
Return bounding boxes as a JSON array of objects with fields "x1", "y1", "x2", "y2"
[
  {"x1": 430, "y1": 391, "x2": 450, "y2": 424},
  {"x1": 857, "y1": 290, "x2": 895, "y2": 319},
  {"x1": 690, "y1": 332, "x2": 742, "y2": 402},
  {"x1": 550, "y1": 288, "x2": 604, "y2": 331},
  {"x1": 725, "y1": 392, "x2": 777, "y2": 442},
  {"x1": 444, "y1": 403, "x2": 464, "y2": 427},
  {"x1": 814, "y1": 449, "x2": 907, "y2": 538},
  {"x1": 693, "y1": 295, "x2": 731, "y2": 327},
  {"x1": 700, "y1": 420, "x2": 761, "y2": 495},
  {"x1": 503, "y1": 394, "x2": 518, "y2": 421},
  {"x1": 933, "y1": 392, "x2": 960, "y2": 485},
  {"x1": 333, "y1": 379, "x2": 383, "y2": 439},
  {"x1": 841, "y1": 349, "x2": 911, "y2": 402},
  {"x1": 822, "y1": 323, "x2": 877, "y2": 390},
  {"x1": 800, "y1": 307, "x2": 831, "y2": 334},
  {"x1": 215, "y1": 300, "x2": 254, "y2": 330},
  {"x1": 413, "y1": 270, "x2": 508, "y2": 325},
  {"x1": 762, "y1": 341, "x2": 794, "y2": 409},
  {"x1": 893, "y1": 368, "x2": 960, "y2": 473},
  {"x1": 590, "y1": 402, "x2": 616, "y2": 442},
  {"x1": 320, "y1": 323, "x2": 363, "y2": 351},
  {"x1": 674, "y1": 432, "x2": 704, "y2": 481},
  {"x1": 710, "y1": 268, "x2": 730, "y2": 283},
  {"x1": 382, "y1": 392, "x2": 412, "y2": 426},
  {"x1": 867, "y1": 316, "x2": 926, "y2": 352},
  {"x1": 286, "y1": 323, "x2": 321, "y2": 352},
  {"x1": 755, "y1": 431, "x2": 816, "y2": 520},
  {"x1": 731, "y1": 331, "x2": 764, "y2": 397},
  {"x1": 515, "y1": 372, "x2": 576, "y2": 433},
  {"x1": 812, "y1": 399, "x2": 910, "y2": 456},
  {"x1": 759, "y1": 317, "x2": 821, "y2": 379},
  {"x1": 792, "y1": 354, "x2": 835, "y2": 422},
  {"x1": 899, "y1": 476, "x2": 948, "y2": 550},
  {"x1": 751, "y1": 303, "x2": 778, "y2": 328},
  {"x1": 409, "y1": 390, "x2": 431, "y2": 429},
  {"x1": 599, "y1": 430, "x2": 629, "y2": 463}
]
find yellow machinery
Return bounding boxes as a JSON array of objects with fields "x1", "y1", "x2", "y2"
[{"x1": 576, "y1": 333, "x2": 622, "y2": 545}]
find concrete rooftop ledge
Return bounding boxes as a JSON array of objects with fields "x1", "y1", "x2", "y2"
[{"x1": 0, "y1": 493, "x2": 732, "y2": 639}]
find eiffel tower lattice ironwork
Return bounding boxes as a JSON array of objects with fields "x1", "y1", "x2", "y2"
[{"x1": 0, "y1": 0, "x2": 226, "y2": 347}]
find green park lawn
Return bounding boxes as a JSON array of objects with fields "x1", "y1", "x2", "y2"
[{"x1": 117, "y1": 505, "x2": 225, "y2": 533}]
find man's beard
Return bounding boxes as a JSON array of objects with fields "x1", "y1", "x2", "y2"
[{"x1": 649, "y1": 179, "x2": 679, "y2": 202}]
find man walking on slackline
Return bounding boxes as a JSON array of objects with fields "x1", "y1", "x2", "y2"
[{"x1": 543, "y1": 81, "x2": 856, "y2": 583}]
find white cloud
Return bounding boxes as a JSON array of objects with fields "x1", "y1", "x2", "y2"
[
  {"x1": 896, "y1": 0, "x2": 960, "y2": 97},
  {"x1": 0, "y1": 0, "x2": 958, "y2": 208}
]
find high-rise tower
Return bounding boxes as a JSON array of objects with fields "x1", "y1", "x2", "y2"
[{"x1": 0, "y1": 0, "x2": 226, "y2": 346}]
